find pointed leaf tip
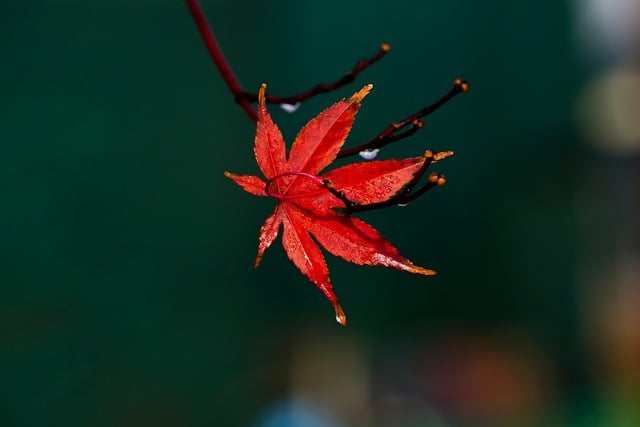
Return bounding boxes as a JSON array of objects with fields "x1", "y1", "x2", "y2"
[
  {"x1": 350, "y1": 84, "x2": 373, "y2": 104},
  {"x1": 413, "y1": 265, "x2": 437, "y2": 275},
  {"x1": 258, "y1": 83, "x2": 267, "y2": 105},
  {"x1": 334, "y1": 303, "x2": 347, "y2": 326},
  {"x1": 432, "y1": 150, "x2": 455, "y2": 162}
]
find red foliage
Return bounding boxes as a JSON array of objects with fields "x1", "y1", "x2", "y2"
[{"x1": 226, "y1": 84, "x2": 439, "y2": 325}]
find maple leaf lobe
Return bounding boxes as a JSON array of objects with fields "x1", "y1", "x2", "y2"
[{"x1": 287, "y1": 83, "x2": 372, "y2": 178}]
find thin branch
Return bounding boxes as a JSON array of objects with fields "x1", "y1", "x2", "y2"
[
  {"x1": 346, "y1": 172, "x2": 447, "y2": 213},
  {"x1": 337, "y1": 79, "x2": 469, "y2": 158},
  {"x1": 400, "y1": 150, "x2": 453, "y2": 197},
  {"x1": 185, "y1": 0, "x2": 258, "y2": 121},
  {"x1": 185, "y1": 0, "x2": 469, "y2": 165},
  {"x1": 323, "y1": 179, "x2": 359, "y2": 211},
  {"x1": 185, "y1": 0, "x2": 389, "y2": 120},
  {"x1": 325, "y1": 150, "x2": 454, "y2": 214},
  {"x1": 236, "y1": 44, "x2": 391, "y2": 106}
]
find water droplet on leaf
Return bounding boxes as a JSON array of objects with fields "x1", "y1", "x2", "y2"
[{"x1": 334, "y1": 303, "x2": 347, "y2": 326}]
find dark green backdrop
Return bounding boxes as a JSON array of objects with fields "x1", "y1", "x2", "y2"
[{"x1": 2, "y1": 1, "x2": 622, "y2": 426}]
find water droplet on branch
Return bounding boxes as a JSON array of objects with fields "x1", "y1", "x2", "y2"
[
  {"x1": 280, "y1": 102, "x2": 301, "y2": 113},
  {"x1": 359, "y1": 148, "x2": 380, "y2": 160}
]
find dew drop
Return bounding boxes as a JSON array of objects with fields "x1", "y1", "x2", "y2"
[
  {"x1": 359, "y1": 148, "x2": 380, "y2": 160},
  {"x1": 397, "y1": 203, "x2": 409, "y2": 207},
  {"x1": 280, "y1": 102, "x2": 301, "y2": 113}
]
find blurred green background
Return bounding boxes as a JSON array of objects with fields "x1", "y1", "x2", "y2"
[{"x1": 2, "y1": 0, "x2": 640, "y2": 426}]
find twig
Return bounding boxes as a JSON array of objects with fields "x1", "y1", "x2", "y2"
[
  {"x1": 185, "y1": 0, "x2": 469, "y2": 169},
  {"x1": 322, "y1": 150, "x2": 454, "y2": 214},
  {"x1": 184, "y1": 0, "x2": 389, "y2": 121},
  {"x1": 236, "y1": 44, "x2": 390, "y2": 106},
  {"x1": 337, "y1": 79, "x2": 469, "y2": 158},
  {"x1": 185, "y1": 0, "x2": 258, "y2": 121},
  {"x1": 347, "y1": 172, "x2": 448, "y2": 213}
]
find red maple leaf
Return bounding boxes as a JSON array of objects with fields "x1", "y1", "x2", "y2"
[{"x1": 225, "y1": 84, "x2": 446, "y2": 325}]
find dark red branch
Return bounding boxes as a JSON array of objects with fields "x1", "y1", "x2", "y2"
[
  {"x1": 334, "y1": 170, "x2": 446, "y2": 214},
  {"x1": 184, "y1": 0, "x2": 469, "y2": 179},
  {"x1": 326, "y1": 150, "x2": 453, "y2": 214},
  {"x1": 185, "y1": 0, "x2": 258, "y2": 121},
  {"x1": 337, "y1": 79, "x2": 469, "y2": 158},
  {"x1": 185, "y1": 1, "x2": 389, "y2": 121},
  {"x1": 236, "y1": 44, "x2": 390, "y2": 106},
  {"x1": 345, "y1": 172, "x2": 446, "y2": 213}
]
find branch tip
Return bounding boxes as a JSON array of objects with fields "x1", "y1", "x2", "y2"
[
  {"x1": 454, "y1": 78, "x2": 469, "y2": 93},
  {"x1": 338, "y1": 79, "x2": 469, "y2": 158},
  {"x1": 428, "y1": 172, "x2": 446, "y2": 186}
]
